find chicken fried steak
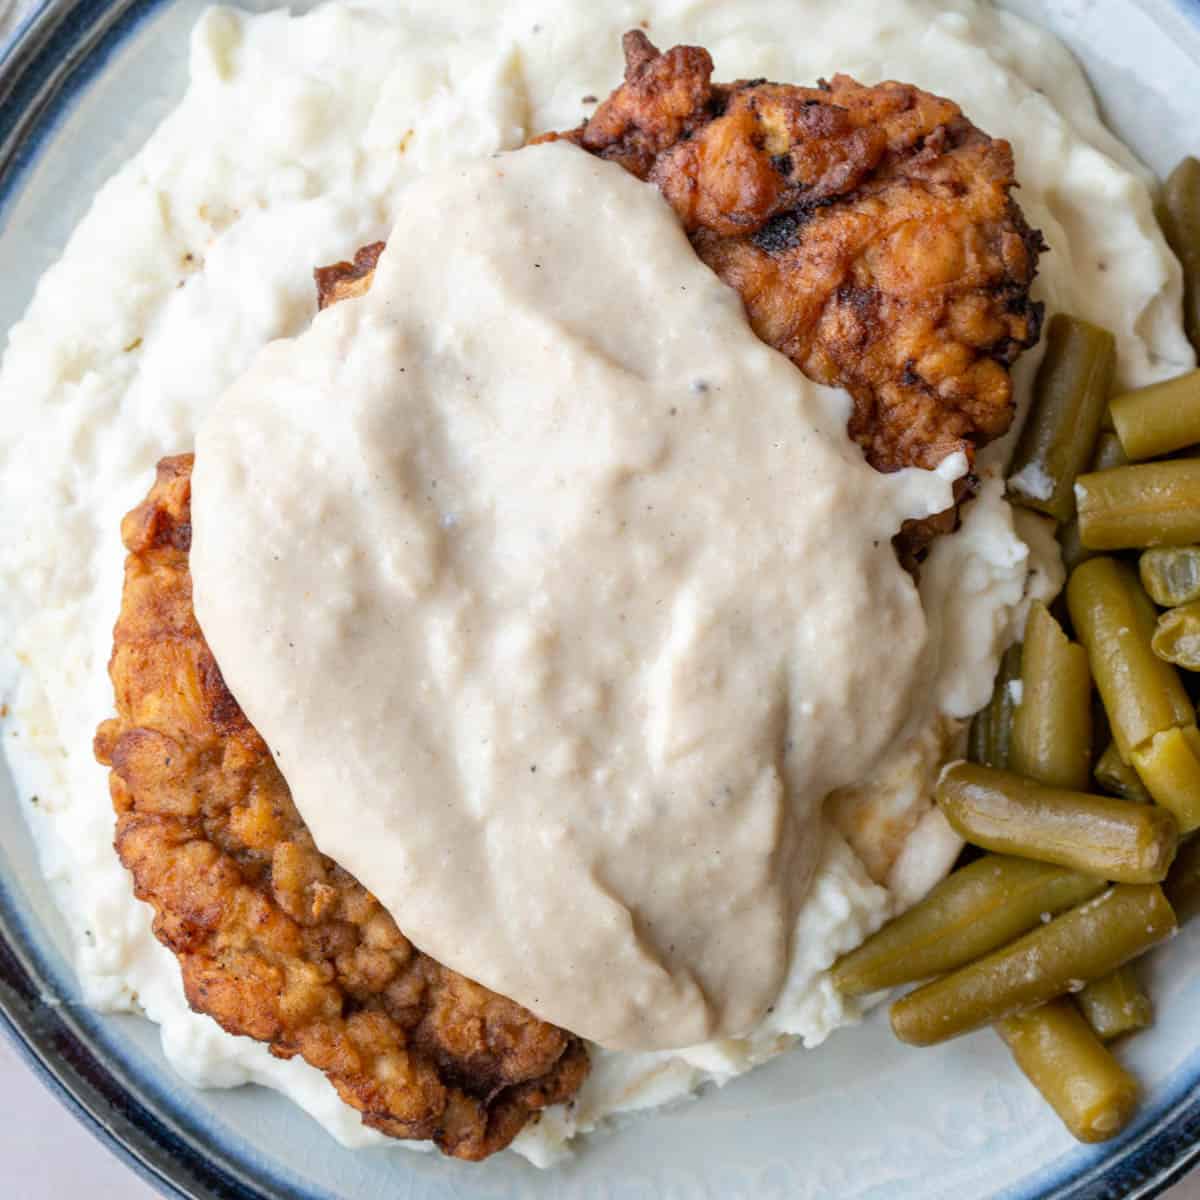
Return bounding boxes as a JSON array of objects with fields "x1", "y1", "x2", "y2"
[
  {"x1": 94, "y1": 456, "x2": 587, "y2": 1161},
  {"x1": 321, "y1": 34, "x2": 1043, "y2": 557},
  {"x1": 540, "y1": 33, "x2": 1044, "y2": 481},
  {"x1": 93, "y1": 33, "x2": 1047, "y2": 1161}
]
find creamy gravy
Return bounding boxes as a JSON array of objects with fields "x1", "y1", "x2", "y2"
[{"x1": 191, "y1": 142, "x2": 960, "y2": 1049}]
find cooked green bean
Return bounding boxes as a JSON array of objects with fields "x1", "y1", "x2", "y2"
[
  {"x1": 1140, "y1": 546, "x2": 1200, "y2": 607},
  {"x1": 1077, "y1": 965, "x2": 1152, "y2": 1041},
  {"x1": 1066, "y1": 558, "x2": 1195, "y2": 760},
  {"x1": 1130, "y1": 725, "x2": 1200, "y2": 833},
  {"x1": 1153, "y1": 601, "x2": 1200, "y2": 670},
  {"x1": 1014, "y1": 610, "x2": 1159, "y2": 1080},
  {"x1": 1054, "y1": 437, "x2": 1111, "y2": 573},
  {"x1": 1011, "y1": 603, "x2": 1092, "y2": 790},
  {"x1": 968, "y1": 704, "x2": 991, "y2": 767},
  {"x1": 830, "y1": 854, "x2": 1105, "y2": 996},
  {"x1": 988, "y1": 643, "x2": 1022, "y2": 771},
  {"x1": 1077, "y1": 460, "x2": 1200, "y2": 550},
  {"x1": 1160, "y1": 157, "x2": 1200, "y2": 353},
  {"x1": 1091, "y1": 430, "x2": 1132, "y2": 472},
  {"x1": 936, "y1": 763, "x2": 1178, "y2": 883},
  {"x1": 1164, "y1": 834, "x2": 1200, "y2": 924},
  {"x1": 997, "y1": 999, "x2": 1140, "y2": 1143},
  {"x1": 968, "y1": 644, "x2": 1022, "y2": 769},
  {"x1": 998, "y1": 597, "x2": 1176, "y2": 1104},
  {"x1": 1059, "y1": 519, "x2": 1095, "y2": 573},
  {"x1": 1092, "y1": 691, "x2": 1114, "y2": 754},
  {"x1": 1095, "y1": 741, "x2": 1151, "y2": 803},
  {"x1": 1111, "y1": 370, "x2": 1200, "y2": 461},
  {"x1": 1008, "y1": 314, "x2": 1116, "y2": 522},
  {"x1": 890, "y1": 884, "x2": 1177, "y2": 1046}
]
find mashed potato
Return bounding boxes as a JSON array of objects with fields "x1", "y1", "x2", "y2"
[{"x1": 0, "y1": 0, "x2": 1190, "y2": 1165}]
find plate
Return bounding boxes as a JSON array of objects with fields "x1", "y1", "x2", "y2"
[{"x1": 1, "y1": 2, "x2": 1200, "y2": 1197}]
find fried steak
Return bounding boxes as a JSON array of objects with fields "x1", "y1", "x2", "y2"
[
  {"x1": 322, "y1": 34, "x2": 1044, "y2": 556},
  {"x1": 93, "y1": 31, "x2": 1048, "y2": 1163},
  {"x1": 540, "y1": 33, "x2": 1043, "y2": 477},
  {"x1": 94, "y1": 457, "x2": 587, "y2": 1161}
]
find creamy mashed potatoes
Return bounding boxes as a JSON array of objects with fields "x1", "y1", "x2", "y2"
[{"x1": 0, "y1": 0, "x2": 1191, "y2": 1167}]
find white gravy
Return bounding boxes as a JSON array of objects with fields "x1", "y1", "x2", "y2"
[{"x1": 191, "y1": 142, "x2": 960, "y2": 1049}]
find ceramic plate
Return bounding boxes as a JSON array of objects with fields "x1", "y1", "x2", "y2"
[{"x1": 2, "y1": 1, "x2": 1200, "y2": 1197}]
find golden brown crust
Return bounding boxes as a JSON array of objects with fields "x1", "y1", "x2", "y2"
[
  {"x1": 319, "y1": 34, "x2": 1042, "y2": 561},
  {"x1": 314, "y1": 241, "x2": 387, "y2": 311},
  {"x1": 94, "y1": 455, "x2": 586, "y2": 1160},
  {"x1": 94, "y1": 39, "x2": 1042, "y2": 1153},
  {"x1": 538, "y1": 32, "x2": 1043, "y2": 483}
]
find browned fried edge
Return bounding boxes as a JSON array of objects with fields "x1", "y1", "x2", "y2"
[{"x1": 93, "y1": 461, "x2": 586, "y2": 1159}]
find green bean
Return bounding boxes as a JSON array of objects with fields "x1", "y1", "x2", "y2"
[
  {"x1": 1011, "y1": 603, "x2": 1092, "y2": 790},
  {"x1": 1153, "y1": 601, "x2": 1200, "y2": 670},
  {"x1": 890, "y1": 884, "x2": 1177, "y2": 1046},
  {"x1": 968, "y1": 704, "x2": 991, "y2": 767},
  {"x1": 1076, "y1": 965, "x2": 1153, "y2": 1041},
  {"x1": 936, "y1": 763, "x2": 1178, "y2": 884},
  {"x1": 1077, "y1": 460, "x2": 1200, "y2": 550},
  {"x1": 830, "y1": 854, "x2": 1105, "y2": 996},
  {"x1": 1130, "y1": 725, "x2": 1200, "y2": 833},
  {"x1": 1159, "y1": 157, "x2": 1200, "y2": 353},
  {"x1": 1008, "y1": 314, "x2": 1116, "y2": 522},
  {"x1": 1092, "y1": 691, "x2": 1114, "y2": 756},
  {"x1": 1111, "y1": 370, "x2": 1200, "y2": 461},
  {"x1": 1091, "y1": 430, "x2": 1132, "y2": 472},
  {"x1": 1066, "y1": 558, "x2": 1195, "y2": 760},
  {"x1": 1095, "y1": 741, "x2": 1151, "y2": 804},
  {"x1": 997, "y1": 999, "x2": 1140, "y2": 1143},
  {"x1": 1059, "y1": 433, "x2": 1124, "y2": 572},
  {"x1": 1059, "y1": 520, "x2": 1095, "y2": 573},
  {"x1": 968, "y1": 643, "x2": 1022, "y2": 769},
  {"x1": 988, "y1": 643, "x2": 1022, "y2": 770},
  {"x1": 1164, "y1": 834, "x2": 1200, "y2": 923},
  {"x1": 1140, "y1": 546, "x2": 1200, "y2": 607}
]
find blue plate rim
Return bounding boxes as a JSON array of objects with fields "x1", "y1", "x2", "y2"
[
  {"x1": 0, "y1": 866, "x2": 268, "y2": 1199},
  {"x1": 2, "y1": 1, "x2": 1200, "y2": 1197}
]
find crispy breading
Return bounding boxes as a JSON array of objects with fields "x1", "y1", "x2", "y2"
[
  {"x1": 90, "y1": 37, "x2": 1044, "y2": 1156},
  {"x1": 321, "y1": 34, "x2": 1042, "y2": 559},
  {"x1": 314, "y1": 241, "x2": 386, "y2": 311},
  {"x1": 538, "y1": 31, "x2": 1044, "y2": 487},
  {"x1": 93, "y1": 455, "x2": 587, "y2": 1160}
]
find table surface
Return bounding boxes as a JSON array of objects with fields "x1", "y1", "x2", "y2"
[{"x1": 0, "y1": 1032, "x2": 1194, "y2": 1200}]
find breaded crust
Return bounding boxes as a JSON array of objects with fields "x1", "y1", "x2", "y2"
[
  {"x1": 314, "y1": 241, "x2": 386, "y2": 311},
  {"x1": 94, "y1": 456, "x2": 587, "y2": 1160},
  {"x1": 539, "y1": 32, "x2": 1044, "y2": 482},
  {"x1": 91, "y1": 34, "x2": 1043, "y2": 1159},
  {"x1": 320, "y1": 34, "x2": 1043, "y2": 560}
]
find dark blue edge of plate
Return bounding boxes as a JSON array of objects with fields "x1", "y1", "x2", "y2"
[
  {"x1": 2, "y1": 2, "x2": 1200, "y2": 1198},
  {"x1": 0, "y1": 877, "x2": 259, "y2": 1200}
]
